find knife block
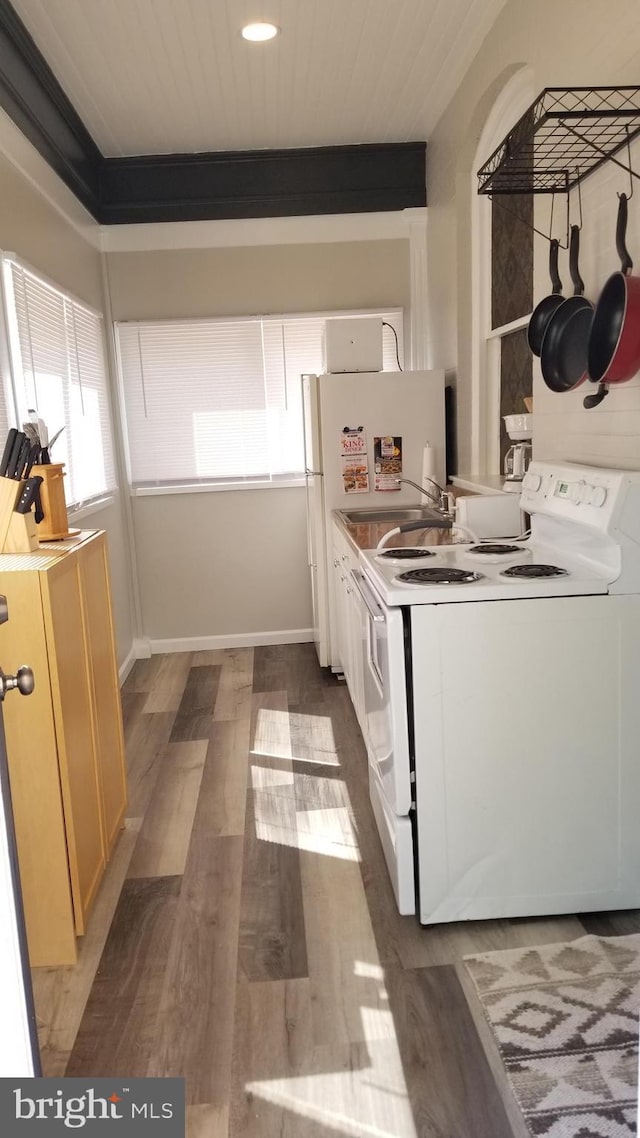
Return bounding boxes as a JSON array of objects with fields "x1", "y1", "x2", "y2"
[
  {"x1": 30, "y1": 463, "x2": 70, "y2": 541},
  {"x1": 0, "y1": 477, "x2": 39, "y2": 554},
  {"x1": 3, "y1": 508, "x2": 39, "y2": 554},
  {"x1": 0, "y1": 476, "x2": 20, "y2": 550}
]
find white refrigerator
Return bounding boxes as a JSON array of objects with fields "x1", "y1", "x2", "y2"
[{"x1": 302, "y1": 370, "x2": 445, "y2": 668}]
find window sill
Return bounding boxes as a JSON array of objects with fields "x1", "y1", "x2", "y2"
[
  {"x1": 68, "y1": 493, "x2": 117, "y2": 521},
  {"x1": 131, "y1": 479, "x2": 306, "y2": 497}
]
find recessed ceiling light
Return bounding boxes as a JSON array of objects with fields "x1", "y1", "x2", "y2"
[{"x1": 241, "y1": 21, "x2": 280, "y2": 42}]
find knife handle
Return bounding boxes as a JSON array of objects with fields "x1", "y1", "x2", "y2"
[
  {"x1": 14, "y1": 436, "x2": 31, "y2": 480},
  {"x1": 34, "y1": 482, "x2": 44, "y2": 524},
  {"x1": 24, "y1": 443, "x2": 40, "y2": 479},
  {"x1": 0, "y1": 429, "x2": 18, "y2": 477},
  {"x1": 6, "y1": 432, "x2": 25, "y2": 479},
  {"x1": 15, "y1": 476, "x2": 43, "y2": 515}
]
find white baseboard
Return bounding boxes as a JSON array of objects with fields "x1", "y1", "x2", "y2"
[
  {"x1": 118, "y1": 637, "x2": 152, "y2": 686},
  {"x1": 148, "y1": 629, "x2": 314, "y2": 655},
  {"x1": 118, "y1": 646, "x2": 137, "y2": 685},
  {"x1": 134, "y1": 637, "x2": 152, "y2": 659}
]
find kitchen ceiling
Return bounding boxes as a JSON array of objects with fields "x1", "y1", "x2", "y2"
[{"x1": 10, "y1": 0, "x2": 507, "y2": 158}]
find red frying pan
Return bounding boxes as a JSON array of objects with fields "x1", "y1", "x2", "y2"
[{"x1": 587, "y1": 193, "x2": 640, "y2": 398}]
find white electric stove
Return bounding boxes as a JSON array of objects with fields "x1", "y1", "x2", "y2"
[
  {"x1": 352, "y1": 461, "x2": 640, "y2": 924},
  {"x1": 363, "y1": 536, "x2": 611, "y2": 603}
]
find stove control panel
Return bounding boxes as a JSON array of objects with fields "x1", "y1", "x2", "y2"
[
  {"x1": 553, "y1": 479, "x2": 607, "y2": 507},
  {"x1": 520, "y1": 461, "x2": 633, "y2": 532}
]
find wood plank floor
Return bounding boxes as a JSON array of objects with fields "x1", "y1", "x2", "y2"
[{"x1": 31, "y1": 643, "x2": 640, "y2": 1137}]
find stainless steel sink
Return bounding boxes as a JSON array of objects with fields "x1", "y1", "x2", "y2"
[{"x1": 338, "y1": 505, "x2": 446, "y2": 525}]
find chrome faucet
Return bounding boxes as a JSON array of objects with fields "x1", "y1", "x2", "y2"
[{"x1": 393, "y1": 476, "x2": 452, "y2": 516}]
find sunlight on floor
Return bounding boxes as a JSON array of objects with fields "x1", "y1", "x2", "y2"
[
  {"x1": 353, "y1": 961, "x2": 386, "y2": 981},
  {"x1": 295, "y1": 806, "x2": 361, "y2": 862},
  {"x1": 252, "y1": 708, "x2": 341, "y2": 766},
  {"x1": 251, "y1": 707, "x2": 293, "y2": 760},
  {"x1": 245, "y1": 703, "x2": 418, "y2": 1135},
  {"x1": 246, "y1": 1031, "x2": 418, "y2": 1138},
  {"x1": 250, "y1": 764, "x2": 294, "y2": 789},
  {"x1": 250, "y1": 769, "x2": 360, "y2": 861},
  {"x1": 250, "y1": 709, "x2": 356, "y2": 856}
]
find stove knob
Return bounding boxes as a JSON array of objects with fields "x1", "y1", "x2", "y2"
[
  {"x1": 591, "y1": 486, "x2": 607, "y2": 508},
  {"x1": 523, "y1": 472, "x2": 541, "y2": 492},
  {"x1": 578, "y1": 483, "x2": 593, "y2": 504}
]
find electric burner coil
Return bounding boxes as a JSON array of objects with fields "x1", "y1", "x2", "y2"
[
  {"x1": 378, "y1": 547, "x2": 436, "y2": 560},
  {"x1": 468, "y1": 544, "x2": 523, "y2": 556},
  {"x1": 398, "y1": 567, "x2": 484, "y2": 584},
  {"x1": 501, "y1": 563, "x2": 568, "y2": 579}
]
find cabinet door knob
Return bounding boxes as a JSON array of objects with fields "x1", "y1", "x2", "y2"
[{"x1": 0, "y1": 665, "x2": 35, "y2": 700}]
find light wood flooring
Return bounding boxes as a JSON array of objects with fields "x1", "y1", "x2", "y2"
[{"x1": 31, "y1": 644, "x2": 640, "y2": 1137}]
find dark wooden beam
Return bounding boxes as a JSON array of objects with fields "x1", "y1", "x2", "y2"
[
  {"x1": 0, "y1": 0, "x2": 101, "y2": 215},
  {"x1": 98, "y1": 142, "x2": 426, "y2": 224}
]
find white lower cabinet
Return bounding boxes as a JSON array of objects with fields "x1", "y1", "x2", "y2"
[
  {"x1": 331, "y1": 523, "x2": 366, "y2": 728},
  {"x1": 347, "y1": 580, "x2": 366, "y2": 728},
  {"x1": 331, "y1": 538, "x2": 349, "y2": 681}
]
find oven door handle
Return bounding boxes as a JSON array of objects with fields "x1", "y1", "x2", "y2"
[{"x1": 351, "y1": 569, "x2": 385, "y2": 622}]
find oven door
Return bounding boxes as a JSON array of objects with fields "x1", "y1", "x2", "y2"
[
  {"x1": 351, "y1": 569, "x2": 415, "y2": 914},
  {"x1": 351, "y1": 569, "x2": 412, "y2": 813}
]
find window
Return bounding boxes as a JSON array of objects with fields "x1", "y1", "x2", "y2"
[
  {"x1": 1, "y1": 255, "x2": 117, "y2": 510},
  {"x1": 116, "y1": 310, "x2": 403, "y2": 489}
]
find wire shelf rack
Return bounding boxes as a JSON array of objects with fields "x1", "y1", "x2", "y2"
[{"x1": 477, "y1": 87, "x2": 640, "y2": 195}]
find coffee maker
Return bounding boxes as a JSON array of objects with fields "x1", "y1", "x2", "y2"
[{"x1": 503, "y1": 415, "x2": 532, "y2": 492}]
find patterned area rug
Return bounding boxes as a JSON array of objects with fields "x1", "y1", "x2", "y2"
[{"x1": 464, "y1": 934, "x2": 639, "y2": 1137}]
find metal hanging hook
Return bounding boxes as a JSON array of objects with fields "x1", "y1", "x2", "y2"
[
  {"x1": 572, "y1": 174, "x2": 583, "y2": 230},
  {"x1": 555, "y1": 185, "x2": 570, "y2": 249},
  {"x1": 617, "y1": 126, "x2": 634, "y2": 201},
  {"x1": 547, "y1": 184, "x2": 570, "y2": 249}
]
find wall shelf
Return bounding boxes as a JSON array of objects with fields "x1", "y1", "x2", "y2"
[{"x1": 477, "y1": 87, "x2": 640, "y2": 196}]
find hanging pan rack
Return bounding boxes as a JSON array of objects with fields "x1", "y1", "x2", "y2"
[{"x1": 477, "y1": 87, "x2": 640, "y2": 198}]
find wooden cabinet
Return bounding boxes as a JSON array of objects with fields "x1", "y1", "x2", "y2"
[
  {"x1": 0, "y1": 530, "x2": 127, "y2": 967},
  {"x1": 78, "y1": 536, "x2": 127, "y2": 856}
]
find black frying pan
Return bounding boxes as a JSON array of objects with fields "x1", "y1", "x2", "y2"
[
  {"x1": 527, "y1": 238, "x2": 563, "y2": 356},
  {"x1": 541, "y1": 225, "x2": 593, "y2": 393}
]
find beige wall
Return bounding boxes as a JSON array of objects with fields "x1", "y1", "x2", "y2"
[
  {"x1": 0, "y1": 155, "x2": 136, "y2": 665},
  {"x1": 426, "y1": 0, "x2": 640, "y2": 473},
  {"x1": 132, "y1": 489, "x2": 310, "y2": 642},
  {"x1": 107, "y1": 239, "x2": 410, "y2": 644},
  {"x1": 106, "y1": 239, "x2": 410, "y2": 321},
  {"x1": 0, "y1": 158, "x2": 103, "y2": 311}
]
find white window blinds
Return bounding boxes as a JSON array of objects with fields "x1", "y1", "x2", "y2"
[
  {"x1": 116, "y1": 310, "x2": 403, "y2": 487},
  {"x1": 2, "y1": 257, "x2": 117, "y2": 510}
]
